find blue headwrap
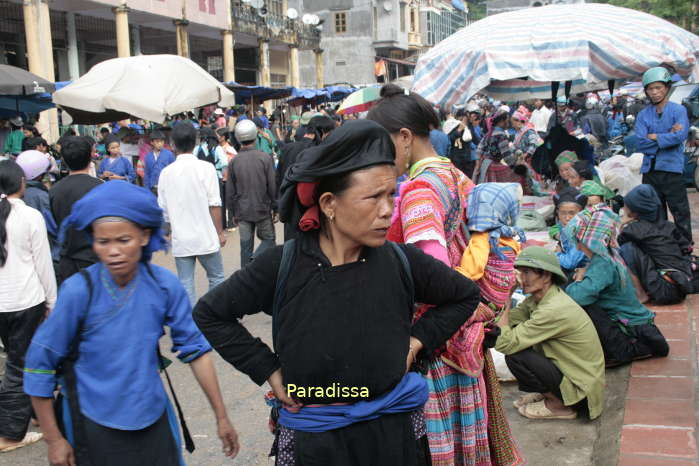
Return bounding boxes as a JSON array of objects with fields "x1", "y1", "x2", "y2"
[
  {"x1": 624, "y1": 184, "x2": 661, "y2": 222},
  {"x1": 57, "y1": 180, "x2": 167, "y2": 261},
  {"x1": 467, "y1": 182, "x2": 526, "y2": 259}
]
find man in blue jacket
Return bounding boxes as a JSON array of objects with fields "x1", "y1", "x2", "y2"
[
  {"x1": 144, "y1": 130, "x2": 175, "y2": 195},
  {"x1": 635, "y1": 67, "x2": 692, "y2": 242}
]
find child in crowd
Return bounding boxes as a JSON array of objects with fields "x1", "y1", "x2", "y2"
[
  {"x1": 143, "y1": 130, "x2": 175, "y2": 195},
  {"x1": 618, "y1": 184, "x2": 693, "y2": 305},
  {"x1": 97, "y1": 136, "x2": 135, "y2": 183},
  {"x1": 549, "y1": 187, "x2": 588, "y2": 279},
  {"x1": 579, "y1": 180, "x2": 609, "y2": 208}
]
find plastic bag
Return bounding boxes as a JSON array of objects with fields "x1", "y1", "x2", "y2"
[
  {"x1": 598, "y1": 153, "x2": 643, "y2": 196},
  {"x1": 491, "y1": 349, "x2": 517, "y2": 382}
]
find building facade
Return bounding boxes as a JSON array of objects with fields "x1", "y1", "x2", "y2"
[
  {"x1": 0, "y1": 0, "x2": 322, "y2": 138},
  {"x1": 290, "y1": 0, "x2": 467, "y2": 88},
  {"x1": 290, "y1": 0, "x2": 424, "y2": 88},
  {"x1": 420, "y1": 0, "x2": 467, "y2": 47}
]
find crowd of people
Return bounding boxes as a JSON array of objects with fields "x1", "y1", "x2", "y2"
[{"x1": 0, "y1": 64, "x2": 694, "y2": 465}]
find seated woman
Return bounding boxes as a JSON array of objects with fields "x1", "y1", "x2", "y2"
[
  {"x1": 549, "y1": 187, "x2": 588, "y2": 278},
  {"x1": 565, "y1": 204, "x2": 670, "y2": 367},
  {"x1": 495, "y1": 246, "x2": 605, "y2": 421},
  {"x1": 24, "y1": 181, "x2": 239, "y2": 466},
  {"x1": 193, "y1": 120, "x2": 481, "y2": 465},
  {"x1": 554, "y1": 150, "x2": 579, "y2": 188},
  {"x1": 618, "y1": 184, "x2": 693, "y2": 305}
]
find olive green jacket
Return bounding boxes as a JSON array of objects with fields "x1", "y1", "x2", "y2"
[{"x1": 495, "y1": 285, "x2": 606, "y2": 419}]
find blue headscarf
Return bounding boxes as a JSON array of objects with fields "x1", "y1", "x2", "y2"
[
  {"x1": 467, "y1": 182, "x2": 526, "y2": 259},
  {"x1": 624, "y1": 184, "x2": 661, "y2": 222},
  {"x1": 57, "y1": 180, "x2": 167, "y2": 261}
]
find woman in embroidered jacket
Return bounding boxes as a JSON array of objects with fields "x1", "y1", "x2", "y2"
[
  {"x1": 23, "y1": 181, "x2": 239, "y2": 466},
  {"x1": 368, "y1": 85, "x2": 524, "y2": 466}
]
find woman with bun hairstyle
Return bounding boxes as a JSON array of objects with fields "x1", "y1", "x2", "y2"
[{"x1": 368, "y1": 85, "x2": 523, "y2": 466}]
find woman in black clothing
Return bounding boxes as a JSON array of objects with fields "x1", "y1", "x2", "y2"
[{"x1": 193, "y1": 120, "x2": 480, "y2": 466}]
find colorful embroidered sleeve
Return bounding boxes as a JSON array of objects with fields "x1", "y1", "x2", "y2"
[
  {"x1": 24, "y1": 275, "x2": 87, "y2": 397},
  {"x1": 399, "y1": 181, "x2": 447, "y2": 248},
  {"x1": 161, "y1": 268, "x2": 212, "y2": 363}
]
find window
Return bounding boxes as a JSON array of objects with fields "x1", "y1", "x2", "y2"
[
  {"x1": 373, "y1": 7, "x2": 378, "y2": 40},
  {"x1": 400, "y1": 3, "x2": 406, "y2": 32},
  {"x1": 410, "y1": 8, "x2": 416, "y2": 32},
  {"x1": 267, "y1": 0, "x2": 283, "y2": 17},
  {"x1": 271, "y1": 73, "x2": 287, "y2": 88},
  {"x1": 336, "y1": 60, "x2": 346, "y2": 66},
  {"x1": 335, "y1": 12, "x2": 347, "y2": 33}
]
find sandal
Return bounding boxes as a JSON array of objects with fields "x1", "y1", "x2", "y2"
[
  {"x1": 517, "y1": 400, "x2": 577, "y2": 420},
  {"x1": 0, "y1": 432, "x2": 43, "y2": 453},
  {"x1": 513, "y1": 392, "x2": 544, "y2": 409}
]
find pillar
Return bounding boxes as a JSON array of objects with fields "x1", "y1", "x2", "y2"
[
  {"x1": 174, "y1": 19, "x2": 190, "y2": 58},
  {"x1": 23, "y1": 0, "x2": 42, "y2": 75},
  {"x1": 78, "y1": 40, "x2": 87, "y2": 75},
  {"x1": 131, "y1": 24, "x2": 141, "y2": 56},
  {"x1": 314, "y1": 48, "x2": 324, "y2": 89},
  {"x1": 289, "y1": 44, "x2": 300, "y2": 88},
  {"x1": 222, "y1": 29, "x2": 235, "y2": 83},
  {"x1": 37, "y1": 0, "x2": 59, "y2": 142},
  {"x1": 113, "y1": 5, "x2": 130, "y2": 58},
  {"x1": 16, "y1": 39, "x2": 27, "y2": 69},
  {"x1": 258, "y1": 39, "x2": 270, "y2": 87},
  {"x1": 57, "y1": 50, "x2": 69, "y2": 81},
  {"x1": 66, "y1": 12, "x2": 79, "y2": 80}
]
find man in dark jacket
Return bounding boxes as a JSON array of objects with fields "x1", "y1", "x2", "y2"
[
  {"x1": 618, "y1": 184, "x2": 693, "y2": 305},
  {"x1": 227, "y1": 119, "x2": 277, "y2": 267},
  {"x1": 579, "y1": 99, "x2": 608, "y2": 145}
]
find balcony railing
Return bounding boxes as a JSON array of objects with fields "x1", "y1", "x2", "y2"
[{"x1": 231, "y1": 3, "x2": 320, "y2": 49}]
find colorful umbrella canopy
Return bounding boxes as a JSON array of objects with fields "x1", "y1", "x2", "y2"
[
  {"x1": 413, "y1": 3, "x2": 699, "y2": 105},
  {"x1": 336, "y1": 86, "x2": 381, "y2": 115}
]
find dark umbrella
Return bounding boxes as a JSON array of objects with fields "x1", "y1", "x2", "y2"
[{"x1": 0, "y1": 64, "x2": 55, "y2": 95}]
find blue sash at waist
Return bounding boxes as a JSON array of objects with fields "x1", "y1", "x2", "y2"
[{"x1": 277, "y1": 372, "x2": 428, "y2": 433}]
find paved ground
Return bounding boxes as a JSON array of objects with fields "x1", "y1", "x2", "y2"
[
  {"x1": 1, "y1": 203, "x2": 696, "y2": 465},
  {"x1": 615, "y1": 191, "x2": 699, "y2": 465}
]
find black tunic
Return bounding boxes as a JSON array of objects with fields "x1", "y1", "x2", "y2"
[{"x1": 194, "y1": 233, "x2": 480, "y2": 404}]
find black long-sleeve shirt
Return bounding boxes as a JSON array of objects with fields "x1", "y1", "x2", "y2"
[{"x1": 193, "y1": 233, "x2": 480, "y2": 404}]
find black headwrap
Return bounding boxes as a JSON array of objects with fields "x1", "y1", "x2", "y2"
[
  {"x1": 624, "y1": 184, "x2": 661, "y2": 222},
  {"x1": 279, "y1": 119, "x2": 395, "y2": 227},
  {"x1": 553, "y1": 186, "x2": 587, "y2": 209}
]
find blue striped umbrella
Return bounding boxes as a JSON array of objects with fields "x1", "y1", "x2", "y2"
[{"x1": 412, "y1": 3, "x2": 699, "y2": 105}]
